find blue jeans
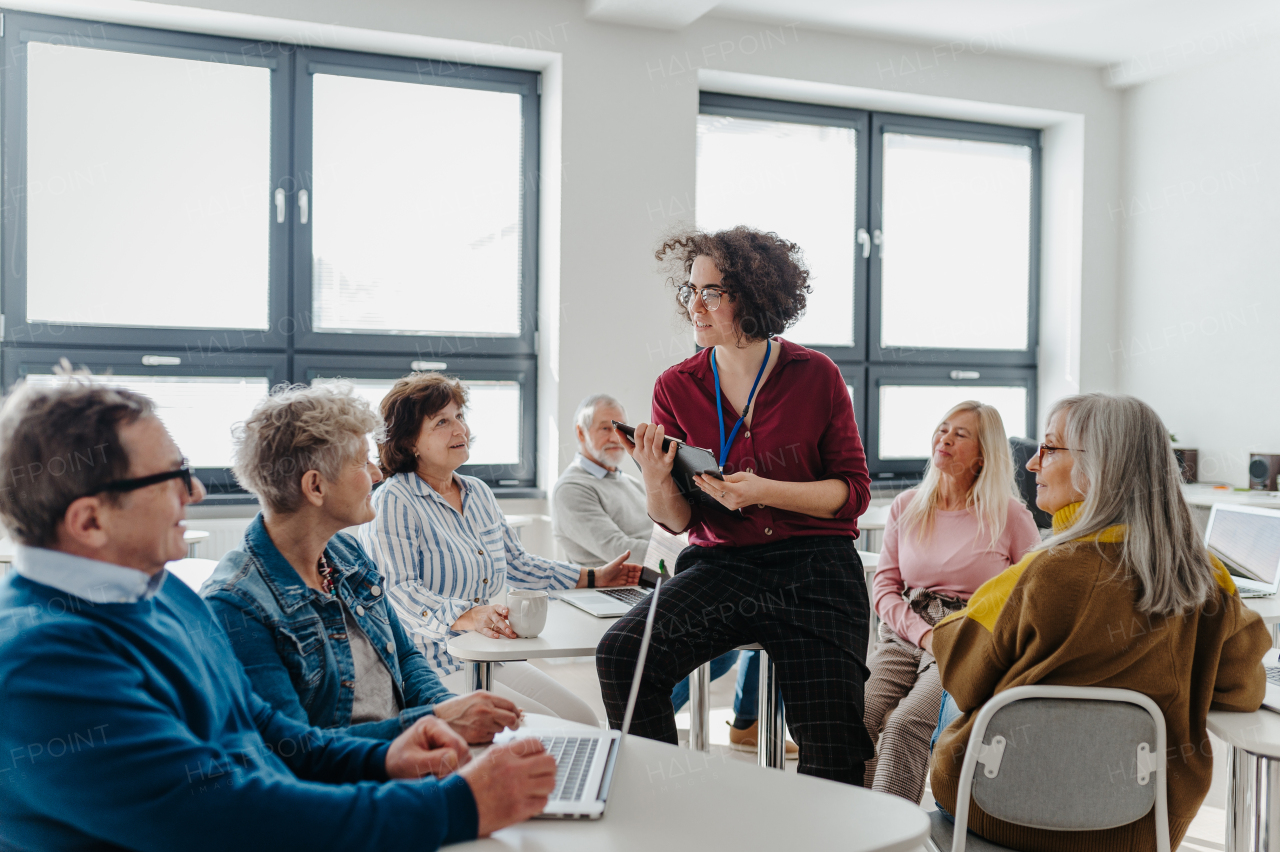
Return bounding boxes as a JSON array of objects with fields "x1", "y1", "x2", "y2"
[
  {"x1": 930, "y1": 691, "x2": 963, "y2": 818},
  {"x1": 930, "y1": 690, "x2": 962, "y2": 753},
  {"x1": 732, "y1": 649, "x2": 786, "y2": 727},
  {"x1": 670, "y1": 650, "x2": 739, "y2": 714}
]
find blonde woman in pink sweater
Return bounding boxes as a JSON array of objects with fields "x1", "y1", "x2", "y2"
[{"x1": 863, "y1": 400, "x2": 1039, "y2": 801}]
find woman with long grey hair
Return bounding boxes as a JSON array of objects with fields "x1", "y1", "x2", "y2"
[
  {"x1": 863, "y1": 400, "x2": 1039, "y2": 802},
  {"x1": 929, "y1": 393, "x2": 1270, "y2": 851}
]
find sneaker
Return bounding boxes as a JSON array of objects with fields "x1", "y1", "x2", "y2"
[{"x1": 727, "y1": 720, "x2": 799, "y2": 760}]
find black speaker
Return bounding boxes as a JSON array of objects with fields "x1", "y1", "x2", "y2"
[
  {"x1": 1174, "y1": 448, "x2": 1198, "y2": 483},
  {"x1": 1249, "y1": 454, "x2": 1280, "y2": 491}
]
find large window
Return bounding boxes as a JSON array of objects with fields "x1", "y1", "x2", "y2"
[
  {"x1": 0, "y1": 12, "x2": 541, "y2": 497},
  {"x1": 697, "y1": 94, "x2": 1040, "y2": 479}
]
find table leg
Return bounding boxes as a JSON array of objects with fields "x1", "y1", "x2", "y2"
[
  {"x1": 758, "y1": 649, "x2": 785, "y2": 770},
  {"x1": 688, "y1": 661, "x2": 710, "y2": 752},
  {"x1": 187, "y1": 543, "x2": 198, "y2": 559},
  {"x1": 469, "y1": 661, "x2": 493, "y2": 693},
  {"x1": 1224, "y1": 745, "x2": 1280, "y2": 852}
]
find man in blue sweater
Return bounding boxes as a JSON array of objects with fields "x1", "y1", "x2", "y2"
[{"x1": 0, "y1": 376, "x2": 556, "y2": 850}]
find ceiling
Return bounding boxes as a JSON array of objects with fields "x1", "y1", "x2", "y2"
[{"x1": 584, "y1": 0, "x2": 1280, "y2": 85}]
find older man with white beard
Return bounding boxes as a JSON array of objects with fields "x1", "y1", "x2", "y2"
[{"x1": 551, "y1": 394, "x2": 652, "y2": 566}]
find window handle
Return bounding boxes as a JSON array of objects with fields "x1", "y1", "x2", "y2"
[
  {"x1": 298, "y1": 189, "x2": 309, "y2": 225},
  {"x1": 274, "y1": 188, "x2": 285, "y2": 224},
  {"x1": 873, "y1": 229, "x2": 884, "y2": 257},
  {"x1": 856, "y1": 228, "x2": 870, "y2": 258}
]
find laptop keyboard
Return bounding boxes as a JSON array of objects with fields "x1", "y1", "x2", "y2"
[
  {"x1": 540, "y1": 736, "x2": 599, "y2": 802},
  {"x1": 599, "y1": 587, "x2": 651, "y2": 606},
  {"x1": 1267, "y1": 666, "x2": 1280, "y2": 687}
]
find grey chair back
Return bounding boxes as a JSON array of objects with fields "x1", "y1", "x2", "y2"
[
  {"x1": 941, "y1": 685, "x2": 1171, "y2": 852},
  {"x1": 973, "y1": 698, "x2": 1156, "y2": 829}
]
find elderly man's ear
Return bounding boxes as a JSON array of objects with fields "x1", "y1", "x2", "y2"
[{"x1": 57, "y1": 497, "x2": 111, "y2": 552}]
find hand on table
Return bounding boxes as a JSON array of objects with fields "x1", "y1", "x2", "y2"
[
  {"x1": 460, "y1": 738, "x2": 558, "y2": 837},
  {"x1": 433, "y1": 691, "x2": 523, "y2": 743},
  {"x1": 578, "y1": 550, "x2": 643, "y2": 588},
  {"x1": 452, "y1": 604, "x2": 519, "y2": 639},
  {"x1": 385, "y1": 715, "x2": 471, "y2": 779},
  {"x1": 694, "y1": 470, "x2": 770, "y2": 512}
]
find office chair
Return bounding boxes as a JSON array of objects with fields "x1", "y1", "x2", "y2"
[
  {"x1": 1008, "y1": 437, "x2": 1053, "y2": 530},
  {"x1": 927, "y1": 685, "x2": 1171, "y2": 852}
]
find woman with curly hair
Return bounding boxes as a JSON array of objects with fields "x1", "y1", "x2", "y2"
[{"x1": 596, "y1": 226, "x2": 875, "y2": 784}]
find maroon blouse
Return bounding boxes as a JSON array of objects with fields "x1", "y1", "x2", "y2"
[{"x1": 650, "y1": 337, "x2": 871, "y2": 549}]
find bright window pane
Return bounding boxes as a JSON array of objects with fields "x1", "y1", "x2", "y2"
[
  {"x1": 26, "y1": 43, "x2": 271, "y2": 330},
  {"x1": 879, "y1": 133, "x2": 1031, "y2": 350},
  {"x1": 878, "y1": 384, "x2": 1027, "y2": 459},
  {"x1": 696, "y1": 115, "x2": 857, "y2": 347},
  {"x1": 312, "y1": 75, "x2": 523, "y2": 336},
  {"x1": 23, "y1": 374, "x2": 270, "y2": 468},
  {"x1": 312, "y1": 377, "x2": 521, "y2": 468}
]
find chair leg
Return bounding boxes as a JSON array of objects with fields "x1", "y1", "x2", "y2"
[
  {"x1": 758, "y1": 649, "x2": 785, "y2": 769},
  {"x1": 687, "y1": 661, "x2": 710, "y2": 752}
]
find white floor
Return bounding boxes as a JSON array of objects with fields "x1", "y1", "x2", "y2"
[{"x1": 531, "y1": 654, "x2": 1231, "y2": 850}]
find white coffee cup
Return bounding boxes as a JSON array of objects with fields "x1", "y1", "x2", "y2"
[{"x1": 507, "y1": 589, "x2": 549, "y2": 638}]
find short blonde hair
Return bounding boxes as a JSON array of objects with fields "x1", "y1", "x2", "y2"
[{"x1": 233, "y1": 382, "x2": 382, "y2": 513}]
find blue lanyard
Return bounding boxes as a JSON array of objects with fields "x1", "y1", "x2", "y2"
[{"x1": 712, "y1": 339, "x2": 771, "y2": 468}]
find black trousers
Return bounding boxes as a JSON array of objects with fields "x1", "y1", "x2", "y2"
[{"x1": 596, "y1": 535, "x2": 874, "y2": 785}]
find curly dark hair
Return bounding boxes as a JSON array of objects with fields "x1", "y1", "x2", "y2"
[{"x1": 655, "y1": 226, "x2": 811, "y2": 344}]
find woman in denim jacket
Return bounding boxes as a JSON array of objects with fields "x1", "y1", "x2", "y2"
[{"x1": 201, "y1": 382, "x2": 519, "y2": 743}]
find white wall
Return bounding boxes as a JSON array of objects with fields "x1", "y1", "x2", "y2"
[
  {"x1": 1117, "y1": 36, "x2": 1280, "y2": 486},
  {"x1": 120, "y1": 0, "x2": 1120, "y2": 476}
]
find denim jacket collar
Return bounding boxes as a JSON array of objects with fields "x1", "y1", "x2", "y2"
[{"x1": 243, "y1": 514, "x2": 377, "y2": 615}]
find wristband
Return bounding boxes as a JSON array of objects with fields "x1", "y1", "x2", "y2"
[{"x1": 587, "y1": 569, "x2": 596, "y2": 588}]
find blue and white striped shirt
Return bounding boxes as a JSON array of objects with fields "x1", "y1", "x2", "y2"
[{"x1": 358, "y1": 471, "x2": 580, "y2": 675}]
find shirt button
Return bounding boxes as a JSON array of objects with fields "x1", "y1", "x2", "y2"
[
  {"x1": 758, "y1": 503, "x2": 765, "y2": 508},
  {"x1": 355, "y1": 605, "x2": 365, "y2": 617},
  {"x1": 474, "y1": 597, "x2": 481, "y2": 603},
  {"x1": 370, "y1": 585, "x2": 381, "y2": 596},
  {"x1": 764, "y1": 527, "x2": 773, "y2": 536},
  {"x1": 745, "y1": 468, "x2": 754, "y2": 474},
  {"x1": 422, "y1": 610, "x2": 429, "y2": 617},
  {"x1": 745, "y1": 431, "x2": 751, "y2": 438},
  {"x1": 482, "y1": 578, "x2": 489, "y2": 584},
  {"x1": 477, "y1": 549, "x2": 484, "y2": 556},
  {"x1": 386, "y1": 640, "x2": 396, "y2": 653}
]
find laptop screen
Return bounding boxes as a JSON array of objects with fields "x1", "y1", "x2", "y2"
[{"x1": 1207, "y1": 506, "x2": 1280, "y2": 586}]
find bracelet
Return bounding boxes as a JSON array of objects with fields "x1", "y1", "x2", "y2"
[{"x1": 587, "y1": 569, "x2": 596, "y2": 588}]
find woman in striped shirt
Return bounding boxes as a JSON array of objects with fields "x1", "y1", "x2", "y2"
[{"x1": 359, "y1": 372, "x2": 641, "y2": 726}]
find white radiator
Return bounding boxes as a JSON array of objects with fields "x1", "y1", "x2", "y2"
[{"x1": 185, "y1": 517, "x2": 253, "y2": 563}]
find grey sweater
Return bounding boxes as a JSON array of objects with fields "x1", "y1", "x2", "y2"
[{"x1": 551, "y1": 455, "x2": 651, "y2": 565}]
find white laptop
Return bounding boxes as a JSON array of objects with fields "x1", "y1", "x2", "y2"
[
  {"x1": 556, "y1": 525, "x2": 687, "y2": 617},
  {"x1": 1204, "y1": 504, "x2": 1280, "y2": 598},
  {"x1": 494, "y1": 574, "x2": 663, "y2": 819}
]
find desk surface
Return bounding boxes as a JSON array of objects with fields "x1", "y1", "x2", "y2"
[
  {"x1": 1244, "y1": 596, "x2": 1280, "y2": 625},
  {"x1": 1183, "y1": 484, "x2": 1280, "y2": 509},
  {"x1": 449, "y1": 599, "x2": 612, "y2": 662},
  {"x1": 455, "y1": 715, "x2": 929, "y2": 852}
]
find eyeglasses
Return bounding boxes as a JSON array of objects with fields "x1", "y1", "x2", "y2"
[
  {"x1": 1037, "y1": 444, "x2": 1084, "y2": 464},
  {"x1": 94, "y1": 459, "x2": 194, "y2": 498},
  {"x1": 676, "y1": 283, "x2": 730, "y2": 312}
]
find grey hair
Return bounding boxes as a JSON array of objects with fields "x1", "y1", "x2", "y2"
[
  {"x1": 232, "y1": 382, "x2": 383, "y2": 514},
  {"x1": 1037, "y1": 393, "x2": 1217, "y2": 617},
  {"x1": 574, "y1": 393, "x2": 625, "y2": 435}
]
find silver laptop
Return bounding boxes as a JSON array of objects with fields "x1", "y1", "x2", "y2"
[
  {"x1": 556, "y1": 585, "x2": 651, "y2": 617},
  {"x1": 1262, "y1": 649, "x2": 1280, "y2": 713},
  {"x1": 495, "y1": 575, "x2": 663, "y2": 818},
  {"x1": 1204, "y1": 504, "x2": 1280, "y2": 598}
]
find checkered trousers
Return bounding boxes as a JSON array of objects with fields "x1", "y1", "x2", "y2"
[{"x1": 596, "y1": 535, "x2": 874, "y2": 785}]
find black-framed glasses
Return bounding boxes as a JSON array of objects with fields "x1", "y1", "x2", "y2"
[
  {"x1": 676, "y1": 283, "x2": 731, "y2": 312},
  {"x1": 1037, "y1": 444, "x2": 1084, "y2": 464},
  {"x1": 95, "y1": 459, "x2": 194, "y2": 498}
]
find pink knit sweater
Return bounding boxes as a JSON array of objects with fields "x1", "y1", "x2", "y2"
[{"x1": 872, "y1": 489, "x2": 1040, "y2": 647}]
